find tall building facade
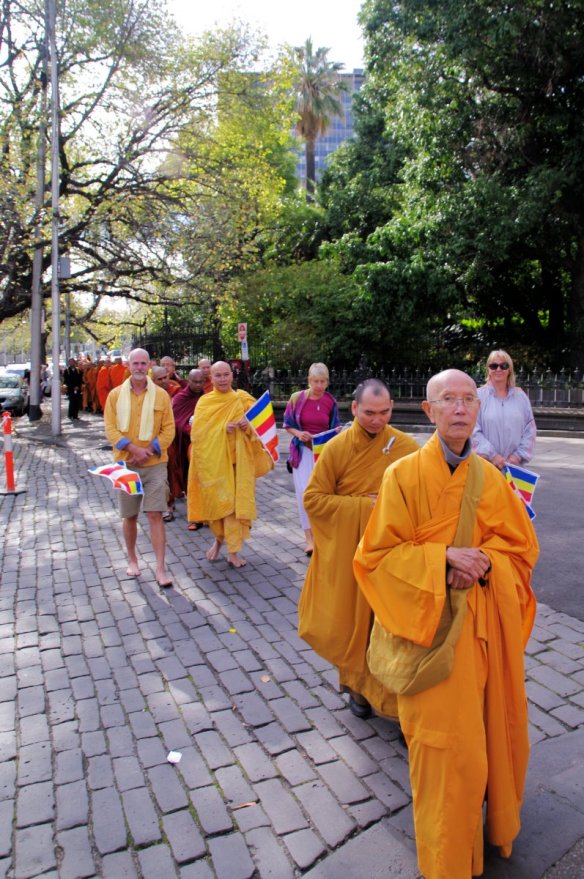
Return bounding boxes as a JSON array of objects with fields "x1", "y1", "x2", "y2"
[{"x1": 294, "y1": 69, "x2": 365, "y2": 185}]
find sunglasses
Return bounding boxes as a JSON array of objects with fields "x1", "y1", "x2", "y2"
[{"x1": 488, "y1": 362, "x2": 509, "y2": 371}]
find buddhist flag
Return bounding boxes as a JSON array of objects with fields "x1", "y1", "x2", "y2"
[
  {"x1": 89, "y1": 463, "x2": 143, "y2": 495},
  {"x1": 312, "y1": 427, "x2": 338, "y2": 464},
  {"x1": 245, "y1": 391, "x2": 279, "y2": 462},
  {"x1": 502, "y1": 463, "x2": 539, "y2": 519}
]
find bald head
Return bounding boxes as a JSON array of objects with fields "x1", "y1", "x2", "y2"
[
  {"x1": 198, "y1": 358, "x2": 211, "y2": 379},
  {"x1": 151, "y1": 366, "x2": 169, "y2": 384},
  {"x1": 187, "y1": 369, "x2": 205, "y2": 392},
  {"x1": 210, "y1": 361, "x2": 233, "y2": 393},
  {"x1": 426, "y1": 369, "x2": 477, "y2": 401}
]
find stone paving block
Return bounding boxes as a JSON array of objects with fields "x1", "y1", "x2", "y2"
[
  {"x1": 95, "y1": 678, "x2": 117, "y2": 706},
  {"x1": 56, "y1": 825, "x2": 95, "y2": 879},
  {"x1": 137, "y1": 844, "x2": 178, "y2": 879},
  {"x1": 244, "y1": 826, "x2": 295, "y2": 879},
  {"x1": 176, "y1": 746, "x2": 213, "y2": 790},
  {"x1": 148, "y1": 763, "x2": 189, "y2": 812},
  {"x1": 328, "y1": 735, "x2": 379, "y2": 776},
  {"x1": 198, "y1": 684, "x2": 236, "y2": 713},
  {"x1": 295, "y1": 729, "x2": 336, "y2": 765},
  {"x1": 0, "y1": 800, "x2": 12, "y2": 857},
  {"x1": 147, "y1": 691, "x2": 181, "y2": 723},
  {"x1": 194, "y1": 730, "x2": 235, "y2": 770},
  {"x1": 55, "y1": 778, "x2": 89, "y2": 830},
  {"x1": 252, "y1": 777, "x2": 308, "y2": 835},
  {"x1": 529, "y1": 705, "x2": 566, "y2": 738},
  {"x1": 211, "y1": 709, "x2": 253, "y2": 748},
  {"x1": 526, "y1": 680, "x2": 565, "y2": 712},
  {"x1": 233, "y1": 742, "x2": 278, "y2": 783},
  {"x1": 101, "y1": 850, "x2": 140, "y2": 878},
  {"x1": 77, "y1": 698, "x2": 101, "y2": 732},
  {"x1": 282, "y1": 827, "x2": 327, "y2": 870},
  {"x1": 348, "y1": 797, "x2": 388, "y2": 828},
  {"x1": 107, "y1": 726, "x2": 135, "y2": 757},
  {"x1": 16, "y1": 781, "x2": 55, "y2": 828},
  {"x1": 0, "y1": 759, "x2": 15, "y2": 802},
  {"x1": 207, "y1": 832, "x2": 255, "y2": 879},
  {"x1": 16, "y1": 684, "x2": 45, "y2": 717},
  {"x1": 48, "y1": 688, "x2": 76, "y2": 723},
  {"x1": 17, "y1": 740, "x2": 52, "y2": 783},
  {"x1": 281, "y1": 679, "x2": 320, "y2": 710},
  {"x1": 64, "y1": 655, "x2": 90, "y2": 679},
  {"x1": 379, "y1": 755, "x2": 412, "y2": 795},
  {"x1": 363, "y1": 771, "x2": 412, "y2": 811},
  {"x1": 17, "y1": 706, "x2": 49, "y2": 745},
  {"x1": 157, "y1": 656, "x2": 189, "y2": 681},
  {"x1": 0, "y1": 731, "x2": 15, "y2": 763},
  {"x1": 168, "y1": 678, "x2": 199, "y2": 705},
  {"x1": 294, "y1": 779, "x2": 356, "y2": 847},
  {"x1": 0, "y1": 676, "x2": 16, "y2": 705},
  {"x1": 101, "y1": 702, "x2": 126, "y2": 728},
  {"x1": 53, "y1": 719, "x2": 81, "y2": 752},
  {"x1": 547, "y1": 622, "x2": 584, "y2": 643},
  {"x1": 181, "y1": 702, "x2": 213, "y2": 735},
  {"x1": 190, "y1": 784, "x2": 233, "y2": 835},
  {"x1": 216, "y1": 764, "x2": 256, "y2": 809},
  {"x1": 254, "y1": 722, "x2": 295, "y2": 757},
  {"x1": 92, "y1": 787, "x2": 127, "y2": 855},
  {"x1": 536, "y1": 648, "x2": 583, "y2": 675},
  {"x1": 14, "y1": 823, "x2": 56, "y2": 878},
  {"x1": 275, "y1": 749, "x2": 317, "y2": 786},
  {"x1": 233, "y1": 648, "x2": 263, "y2": 674},
  {"x1": 159, "y1": 718, "x2": 193, "y2": 750},
  {"x1": 548, "y1": 639, "x2": 584, "y2": 661},
  {"x1": 121, "y1": 787, "x2": 162, "y2": 846},
  {"x1": 128, "y1": 709, "x2": 158, "y2": 739},
  {"x1": 316, "y1": 759, "x2": 370, "y2": 804},
  {"x1": 87, "y1": 754, "x2": 114, "y2": 790},
  {"x1": 119, "y1": 687, "x2": 146, "y2": 713},
  {"x1": 16, "y1": 665, "x2": 42, "y2": 688},
  {"x1": 268, "y1": 697, "x2": 312, "y2": 734},
  {"x1": 162, "y1": 809, "x2": 207, "y2": 863},
  {"x1": 550, "y1": 703, "x2": 584, "y2": 728},
  {"x1": 0, "y1": 703, "x2": 14, "y2": 736},
  {"x1": 304, "y1": 705, "x2": 345, "y2": 739},
  {"x1": 71, "y1": 676, "x2": 96, "y2": 700},
  {"x1": 137, "y1": 736, "x2": 167, "y2": 769},
  {"x1": 113, "y1": 755, "x2": 146, "y2": 792},
  {"x1": 528, "y1": 664, "x2": 582, "y2": 697},
  {"x1": 112, "y1": 666, "x2": 140, "y2": 690},
  {"x1": 219, "y1": 668, "x2": 255, "y2": 696}
]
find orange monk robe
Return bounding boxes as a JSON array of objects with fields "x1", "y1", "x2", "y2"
[
  {"x1": 96, "y1": 365, "x2": 112, "y2": 412},
  {"x1": 187, "y1": 389, "x2": 260, "y2": 549},
  {"x1": 299, "y1": 420, "x2": 418, "y2": 716},
  {"x1": 353, "y1": 432, "x2": 539, "y2": 879},
  {"x1": 84, "y1": 364, "x2": 97, "y2": 412},
  {"x1": 109, "y1": 362, "x2": 128, "y2": 390}
]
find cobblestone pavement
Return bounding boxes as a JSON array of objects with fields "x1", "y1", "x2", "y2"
[{"x1": 0, "y1": 412, "x2": 583, "y2": 878}]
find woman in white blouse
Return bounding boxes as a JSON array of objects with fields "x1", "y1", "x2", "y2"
[{"x1": 472, "y1": 349, "x2": 536, "y2": 469}]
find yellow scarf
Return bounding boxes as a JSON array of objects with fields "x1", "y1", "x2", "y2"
[{"x1": 116, "y1": 376, "x2": 156, "y2": 441}]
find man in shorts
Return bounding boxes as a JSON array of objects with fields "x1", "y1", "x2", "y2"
[{"x1": 104, "y1": 348, "x2": 176, "y2": 587}]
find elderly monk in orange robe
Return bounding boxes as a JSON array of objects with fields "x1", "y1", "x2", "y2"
[
  {"x1": 197, "y1": 358, "x2": 213, "y2": 394},
  {"x1": 354, "y1": 369, "x2": 539, "y2": 879},
  {"x1": 187, "y1": 360, "x2": 268, "y2": 568},
  {"x1": 299, "y1": 378, "x2": 418, "y2": 719}
]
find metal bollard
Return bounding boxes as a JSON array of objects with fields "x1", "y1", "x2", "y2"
[{"x1": 1, "y1": 411, "x2": 27, "y2": 496}]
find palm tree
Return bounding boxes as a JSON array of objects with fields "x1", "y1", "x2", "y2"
[{"x1": 294, "y1": 38, "x2": 347, "y2": 200}]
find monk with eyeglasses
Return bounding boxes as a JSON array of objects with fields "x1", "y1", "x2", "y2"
[{"x1": 354, "y1": 368, "x2": 539, "y2": 879}]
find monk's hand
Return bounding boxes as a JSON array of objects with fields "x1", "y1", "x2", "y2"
[
  {"x1": 492, "y1": 453, "x2": 506, "y2": 470},
  {"x1": 237, "y1": 417, "x2": 249, "y2": 431},
  {"x1": 447, "y1": 568, "x2": 475, "y2": 590},
  {"x1": 507, "y1": 453, "x2": 521, "y2": 465},
  {"x1": 226, "y1": 421, "x2": 237, "y2": 433},
  {"x1": 446, "y1": 547, "x2": 491, "y2": 583}
]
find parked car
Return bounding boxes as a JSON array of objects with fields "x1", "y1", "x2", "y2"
[
  {"x1": 3, "y1": 362, "x2": 31, "y2": 381},
  {"x1": 0, "y1": 373, "x2": 30, "y2": 416}
]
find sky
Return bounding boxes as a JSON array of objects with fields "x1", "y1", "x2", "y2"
[{"x1": 167, "y1": 0, "x2": 365, "y2": 71}]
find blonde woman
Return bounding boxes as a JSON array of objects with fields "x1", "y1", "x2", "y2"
[
  {"x1": 284, "y1": 363, "x2": 341, "y2": 554},
  {"x1": 472, "y1": 349, "x2": 536, "y2": 469}
]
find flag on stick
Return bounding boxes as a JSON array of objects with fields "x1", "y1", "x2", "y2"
[
  {"x1": 502, "y1": 463, "x2": 539, "y2": 519},
  {"x1": 312, "y1": 428, "x2": 339, "y2": 464},
  {"x1": 89, "y1": 463, "x2": 143, "y2": 495},
  {"x1": 245, "y1": 391, "x2": 279, "y2": 462}
]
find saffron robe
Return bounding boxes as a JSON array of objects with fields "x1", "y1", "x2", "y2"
[
  {"x1": 187, "y1": 389, "x2": 260, "y2": 526},
  {"x1": 353, "y1": 432, "x2": 539, "y2": 879},
  {"x1": 299, "y1": 420, "x2": 418, "y2": 716},
  {"x1": 96, "y1": 366, "x2": 112, "y2": 411}
]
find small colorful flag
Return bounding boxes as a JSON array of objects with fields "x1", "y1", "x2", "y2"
[
  {"x1": 245, "y1": 391, "x2": 279, "y2": 462},
  {"x1": 312, "y1": 427, "x2": 339, "y2": 464},
  {"x1": 502, "y1": 463, "x2": 539, "y2": 519},
  {"x1": 89, "y1": 463, "x2": 143, "y2": 495}
]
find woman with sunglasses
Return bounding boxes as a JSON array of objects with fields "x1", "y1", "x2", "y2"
[{"x1": 472, "y1": 349, "x2": 536, "y2": 469}]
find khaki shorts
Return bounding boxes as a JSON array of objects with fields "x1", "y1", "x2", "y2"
[{"x1": 118, "y1": 462, "x2": 169, "y2": 519}]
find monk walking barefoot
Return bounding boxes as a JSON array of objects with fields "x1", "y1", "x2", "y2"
[{"x1": 206, "y1": 539, "x2": 222, "y2": 561}]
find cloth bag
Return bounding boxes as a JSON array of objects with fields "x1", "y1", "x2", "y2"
[{"x1": 367, "y1": 453, "x2": 484, "y2": 696}]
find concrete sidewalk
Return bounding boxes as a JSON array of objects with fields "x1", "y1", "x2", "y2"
[{"x1": 0, "y1": 410, "x2": 582, "y2": 878}]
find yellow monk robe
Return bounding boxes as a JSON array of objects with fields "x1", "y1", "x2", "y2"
[
  {"x1": 299, "y1": 420, "x2": 418, "y2": 716},
  {"x1": 354, "y1": 432, "x2": 539, "y2": 879},
  {"x1": 187, "y1": 388, "x2": 260, "y2": 549}
]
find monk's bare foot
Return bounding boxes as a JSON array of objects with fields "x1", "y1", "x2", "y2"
[
  {"x1": 227, "y1": 553, "x2": 247, "y2": 568},
  {"x1": 156, "y1": 569, "x2": 173, "y2": 589},
  {"x1": 206, "y1": 540, "x2": 222, "y2": 561},
  {"x1": 126, "y1": 561, "x2": 140, "y2": 577}
]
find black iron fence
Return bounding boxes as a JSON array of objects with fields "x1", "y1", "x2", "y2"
[{"x1": 248, "y1": 366, "x2": 584, "y2": 407}]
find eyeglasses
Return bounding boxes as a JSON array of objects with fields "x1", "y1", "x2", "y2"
[
  {"x1": 427, "y1": 395, "x2": 480, "y2": 408},
  {"x1": 488, "y1": 362, "x2": 509, "y2": 371}
]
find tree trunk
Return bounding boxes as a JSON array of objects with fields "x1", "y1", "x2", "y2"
[
  {"x1": 305, "y1": 138, "x2": 316, "y2": 202},
  {"x1": 568, "y1": 236, "x2": 584, "y2": 368}
]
